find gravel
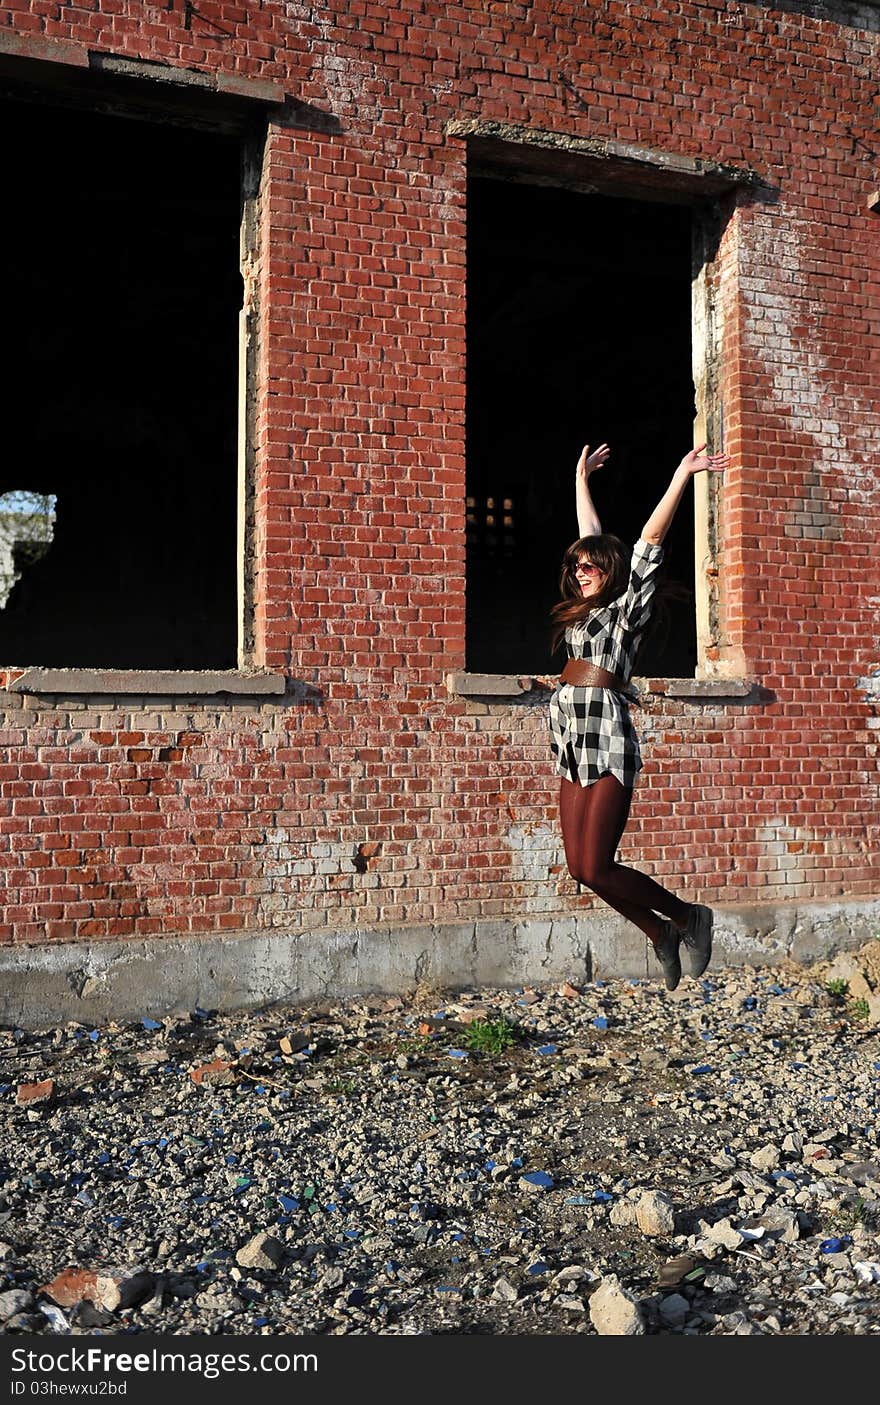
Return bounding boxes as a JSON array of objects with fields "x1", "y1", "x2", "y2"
[{"x1": 1, "y1": 943, "x2": 879, "y2": 1337}]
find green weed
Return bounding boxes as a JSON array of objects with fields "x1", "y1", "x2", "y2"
[
  {"x1": 825, "y1": 978, "x2": 849, "y2": 998},
  {"x1": 395, "y1": 1036, "x2": 433, "y2": 1057},
  {"x1": 832, "y1": 1197, "x2": 875, "y2": 1234},
  {"x1": 324, "y1": 1077, "x2": 359, "y2": 1096},
  {"x1": 461, "y1": 1019, "x2": 521, "y2": 1055},
  {"x1": 846, "y1": 998, "x2": 871, "y2": 1023}
]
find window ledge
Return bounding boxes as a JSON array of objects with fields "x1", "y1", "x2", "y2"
[
  {"x1": 447, "y1": 671, "x2": 759, "y2": 701},
  {"x1": 5, "y1": 669, "x2": 286, "y2": 696},
  {"x1": 649, "y1": 678, "x2": 755, "y2": 699}
]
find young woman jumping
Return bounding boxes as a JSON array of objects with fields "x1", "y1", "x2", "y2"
[{"x1": 548, "y1": 441, "x2": 729, "y2": 990}]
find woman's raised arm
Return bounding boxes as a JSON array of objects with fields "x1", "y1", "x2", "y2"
[
  {"x1": 640, "y1": 444, "x2": 730, "y2": 546},
  {"x1": 575, "y1": 442, "x2": 611, "y2": 537}
]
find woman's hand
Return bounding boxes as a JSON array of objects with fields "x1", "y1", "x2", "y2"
[
  {"x1": 576, "y1": 443, "x2": 611, "y2": 479},
  {"x1": 641, "y1": 444, "x2": 731, "y2": 543},
  {"x1": 678, "y1": 443, "x2": 730, "y2": 476}
]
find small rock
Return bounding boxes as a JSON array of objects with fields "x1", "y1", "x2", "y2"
[
  {"x1": 455, "y1": 1005, "x2": 493, "y2": 1025},
  {"x1": 588, "y1": 1275, "x2": 645, "y2": 1336},
  {"x1": 553, "y1": 1265, "x2": 587, "y2": 1286},
  {"x1": 0, "y1": 1289, "x2": 33, "y2": 1322},
  {"x1": 39, "y1": 1303, "x2": 70, "y2": 1332},
  {"x1": 279, "y1": 1032, "x2": 310, "y2": 1054},
  {"x1": 754, "y1": 1208, "x2": 800, "y2": 1243},
  {"x1": 70, "y1": 1301, "x2": 115, "y2": 1328},
  {"x1": 659, "y1": 1292, "x2": 689, "y2": 1326},
  {"x1": 636, "y1": 1190, "x2": 675, "y2": 1237},
  {"x1": 491, "y1": 1277, "x2": 518, "y2": 1303},
  {"x1": 843, "y1": 1162, "x2": 880, "y2": 1187},
  {"x1": 4, "y1": 1312, "x2": 42, "y2": 1332},
  {"x1": 703, "y1": 1218, "x2": 744, "y2": 1250},
  {"x1": 609, "y1": 1198, "x2": 639, "y2": 1228},
  {"x1": 235, "y1": 1233, "x2": 285, "y2": 1271},
  {"x1": 749, "y1": 1143, "x2": 779, "y2": 1173},
  {"x1": 822, "y1": 1252, "x2": 851, "y2": 1271},
  {"x1": 728, "y1": 1316, "x2": 762, "y2": 1335}
]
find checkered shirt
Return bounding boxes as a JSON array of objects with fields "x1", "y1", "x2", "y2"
[{"x1": 549, "y1": 537, "x2": 664, "y2": 790}]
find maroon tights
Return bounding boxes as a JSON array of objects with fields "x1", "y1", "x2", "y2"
[{"x1": 559, "y1": 773, "x2": 690, "y2": 946}]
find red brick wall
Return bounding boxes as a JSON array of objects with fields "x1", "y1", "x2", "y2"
[{"x1": 1, "y1": 1, "x2": 878, "y2": 948}]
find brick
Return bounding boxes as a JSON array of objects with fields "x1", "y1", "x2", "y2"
[
  {"x1": 189, "y1": 1058, "x2": 236, "y2": 1087},
  {"x1": 15, "y1": 1078, "x2": 54, "y2": 1106},
  {"x1": 40, "y1": 1267, "x2": 154, "y2": 1311}
]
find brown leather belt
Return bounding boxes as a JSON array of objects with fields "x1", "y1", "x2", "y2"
[{"x1": 560, "y1": 659, "x2": 631, "y2": 694}]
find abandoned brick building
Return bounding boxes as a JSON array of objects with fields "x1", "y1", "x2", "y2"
[{"x1": 0, "y1": 1, "x2": 878, "y2": 1023}]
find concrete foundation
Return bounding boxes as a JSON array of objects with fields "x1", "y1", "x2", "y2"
[{"x1": 2, "y1": 898, "x2": 879, "y2": 1030}]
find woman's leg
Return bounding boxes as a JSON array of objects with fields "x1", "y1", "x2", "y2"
[
  {"x1": 576, "y1": 773, "x2": 691, "y2": 945},
  {"x1": 561, "y1": 774, "x2": 660, "y2": 938},
  {"x1": 559, "y1": 775, "x2": 590, "y2": 886}
]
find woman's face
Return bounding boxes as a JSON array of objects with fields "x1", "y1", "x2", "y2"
[{"x1": 574, "y1": 555, "x2": 606, "y2": 599}]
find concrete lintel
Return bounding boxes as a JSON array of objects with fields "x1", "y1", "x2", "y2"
[
  {"x1": 0, "y1": 31, "x2": 89, "y2": 69},
  {"x1": 445, "y1": 118, "x2": 762, "y2": 194},
  {"x1": 2, "y1": 898, "x2": 878, "y2": 1029},
  {"x1": 0, "y1": 35, "x2": 284, "y2": 107},
  {"x1": 89, "y1": 52, "x2": 286, "y2": 106},
  {"x1": 7, "y1": 669, "x2": 286, "y2": 696},
  {"x1": 215, "y1": 72, "x2": 286, "y2": 106}
]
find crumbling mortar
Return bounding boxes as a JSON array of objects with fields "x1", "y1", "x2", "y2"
[{"x1": 238, "y1": 129, "x2": 268, "y2": 668}]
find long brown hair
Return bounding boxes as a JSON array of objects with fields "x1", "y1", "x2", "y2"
[
  {"x1": 549, "y1": 534, "x2": 631, "y2": 656},
  {"x1": 549, "y1": 533, "x2": 689, "y2": 666}
]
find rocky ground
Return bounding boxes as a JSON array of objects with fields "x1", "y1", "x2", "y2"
[{"x1": 1, "y1": 941, "x2": 879, "y2": 1337}]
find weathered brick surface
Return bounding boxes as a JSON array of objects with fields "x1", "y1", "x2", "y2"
[{"x1": 0, "y1": 2, "x2": 878, "y2": 950}]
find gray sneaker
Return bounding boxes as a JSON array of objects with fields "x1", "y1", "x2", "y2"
[
  {"x1": 654, "y1": 920, "x2": 682, "y2": 992},
  {"x1": 681, "y1": 903, "x2": 714, "y2": 978}
]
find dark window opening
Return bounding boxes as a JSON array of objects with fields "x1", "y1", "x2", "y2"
[
  {"x1": 0, "y1": 99, "x2": 241, "y2": 668},
  {"x1": 466, "y1": 177, "x2": 697, "y2": 677}
]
